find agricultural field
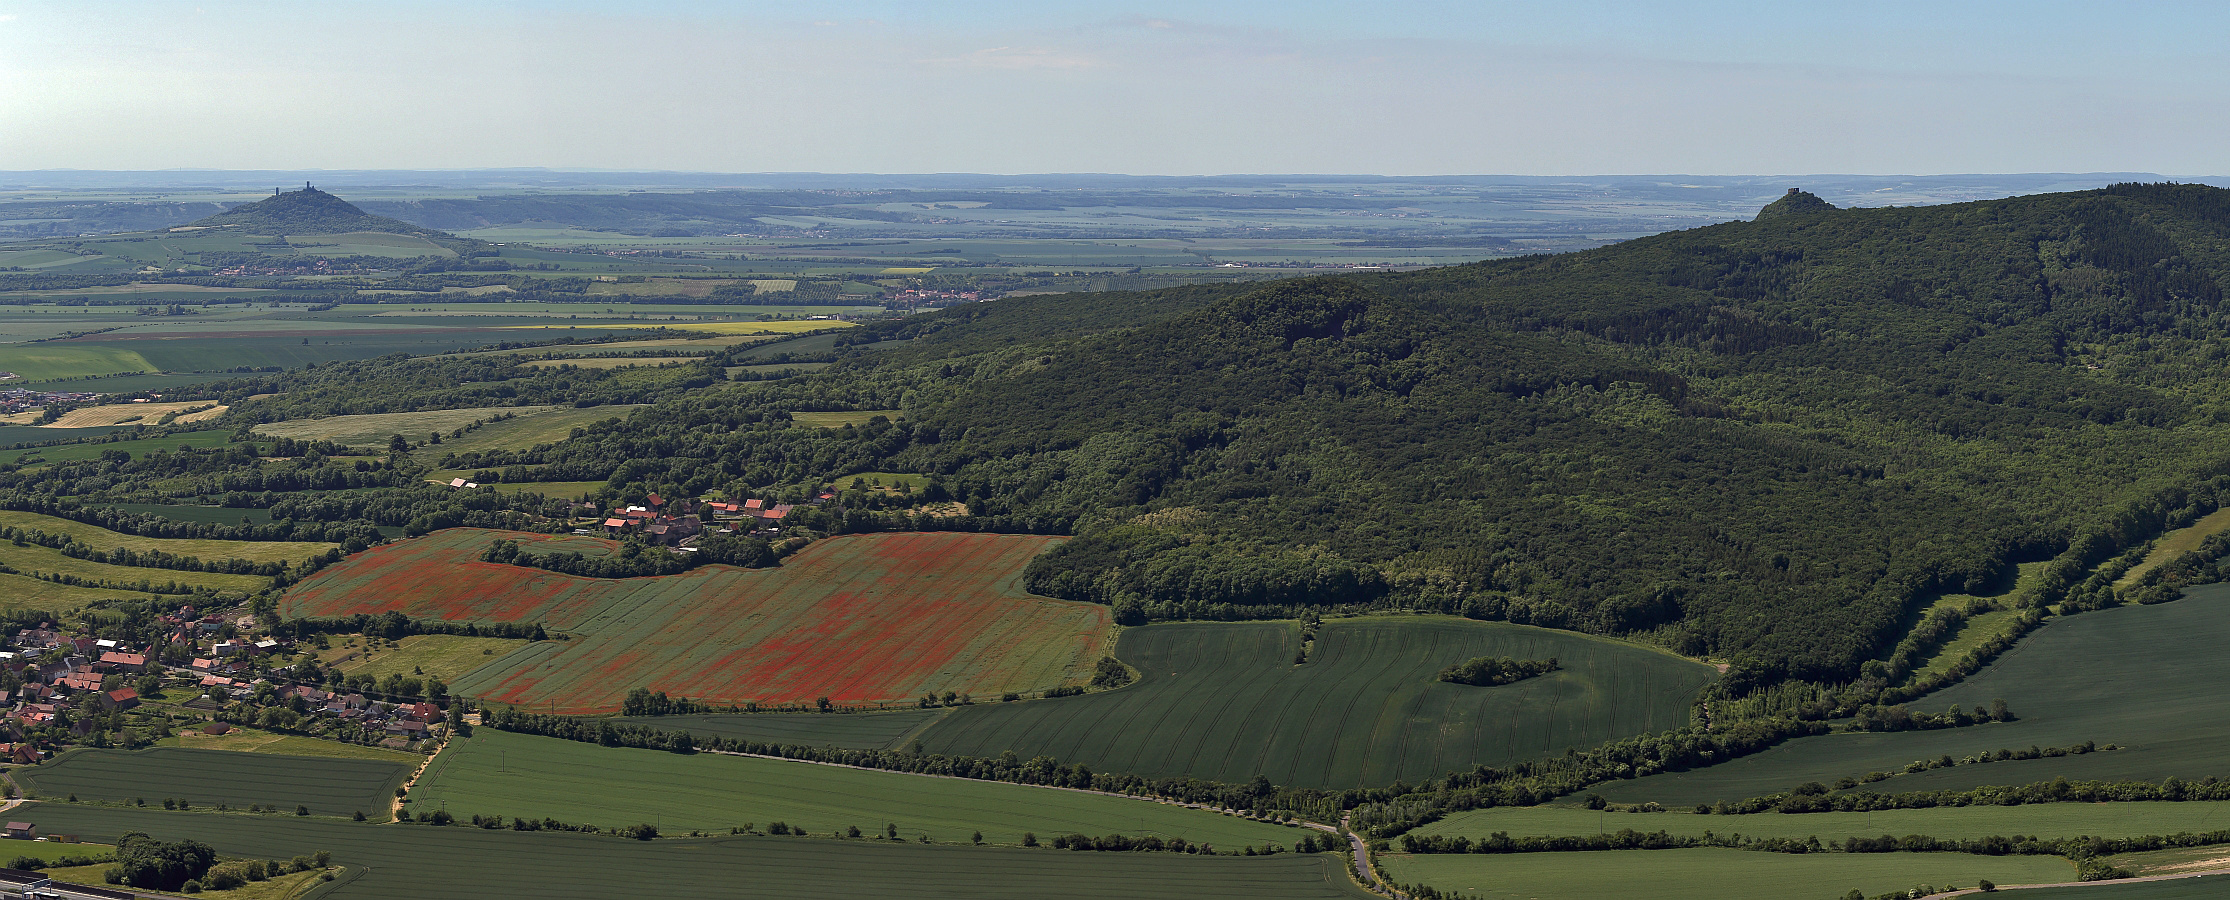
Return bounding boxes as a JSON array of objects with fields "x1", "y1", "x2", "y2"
[
  {"x1": 2008, "y1": 877, "x2": 2230, "y2": 899},
  {"x1": 520, "y1": 356, "x2": 698, "y2": 369},
  {"x1": 20, "y1": 803, "x2": 1373, "y2": 900},
  {"x1": 17, "y1": 747, "x2": 412, "y2": 817},
  {"x1": 1599, "y1": 585, "x2": 2230, "y2": 806},
  {"x1": 499, "y1": 319, "x2": 852, "y2": 336},
  {"x1": 1411, "y1": 802, "x2": 2230, "y2": 844},
  {"x1": 0, "y1": 424, "x2": 147, "y2": 448},
  {"x1": 791, "y1": 410, "x2": 902, "y2": 428},
  {"x1": 431, "y1": 405, "x2": 640, "y2": 456},
  {"x1": 252, "y1": 405, "x2": 561, "y2": 448},
  {"x1": 604, "y1": 710, "x2": 947, "y2": 751},
  {"x1": 1377, "y1": 848, "x2": 2071, "y2": 900},
  {"x1": 284, "y1": 530, "x2": 1111, "y2": 711},
  {"x1": 160, "y1": 727, "x2": 426, "y2": 764},
  {"x1": 0, "y1": 510, "x2": 337, "y2": 566},
  {"x1": 412, "y1": 729, "x2": 1309, "y2": 848},
  {"x1": 319, "y1": 634, "x2": 533, "y2": 682},
  {"x1": 0, "y1": 539, "x2": 272, "y2": 593},
  {"x1": 916, "y1": 616, "x2": 1720, "y2": 789},
  {"x1": 0, "y1": 343, "x2": 157, "y2": 382},
  {"x1": 2096, "y1": 845, "x2": 2230, "y2": 879}
]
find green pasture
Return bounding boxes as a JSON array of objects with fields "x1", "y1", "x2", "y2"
[
  {"x1": 1917, "y1": 607, "x2": 2023, "y2": 677},
  {"x1": 322, "y1": 634, "x2": 531, "y2": 682},
  {"x1": 790, "y1": 409, "x2": 901, "y2": 428},
  {"x1": 0, "y1": 343, "x2": 155, "y2": 381},
  {"x1": 918, "y1": 616, "x2": 1719, "y2": 789},
  {"x1": 0, "y1": 841, "x2": 116, "y2": 864},
  {"x1": 3, "y1": 430, "x2": 239, "y2": 465},
  {"x1": 1414, "y1": 802, "x2": 2230, "y2": 844},
  {"x1": 0, "y1": 539, "x2": 271, "y2": 593},
  {"x1": 412, "y1": 730, "x2": 1307, "y2": 848},
  {"x1": 4, "y1": 371, "x2": 244, "y2": 394},
  {"x1": 255, "y1": 406, "x2": 559, "y2": 448},
  {"x1": 0, "y1": 571, "x2": 145, "y2": 612},
  {"x1": 605, "y1": 710, "x2": 949, "y2": 751},
  {"x1": 0, "y1": 510, "x2": 336, "y2": 565},
  {"x1": 435, "y1": 405, "x2": 639, "y2": 455},
  {"x1": 1377, "y1": 848, "x2": 2071, "y2": 900},
  {"x1": 18, "y1": 803, "x2": 1371, "y2": 900},
  {"x1": 18, "y1": 747, "x2": 411, "y2": 817},
  {"x1": 1600, "y1": 585, "x2": 2230, "y2": 806},
  {"x1": 159, "y1": 726, "x2": 425, "y2": 765}
]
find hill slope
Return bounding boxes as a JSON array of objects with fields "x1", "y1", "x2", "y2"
[
  {"x1": 471, "y1": 183, "x2": 2230, "y2": 681},
  {"x1": 187, "y1": 186, "x2": 457, "y2": 237}
]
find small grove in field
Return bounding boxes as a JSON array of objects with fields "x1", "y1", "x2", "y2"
[
  {"x1": 283, "y1": 529, "x2": 1111, "y2": 711},
  {"x1": 917, "y1": 616, "x2": 1718, "y2": 789},
  {"x1": 22, "y1": 803, "x2": 1371, "y2": 900},
  {"x1": 410, "y1": 729, "x2": 1307, "y2": 848}
]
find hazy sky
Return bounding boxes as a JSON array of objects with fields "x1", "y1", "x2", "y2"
[{"x1": 2, "y1": 1, "x2": 2224, "y2": 175}]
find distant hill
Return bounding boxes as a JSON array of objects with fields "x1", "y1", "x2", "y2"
[
  {"x1": 1754, "y1": 188, "x2": 1838, "y2": 219},
  {"x1": 186, "y1": 186, "x2": 458, "y2": 238}
]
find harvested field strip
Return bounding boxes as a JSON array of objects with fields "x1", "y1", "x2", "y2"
[
  {"x1": 1378, "y1": 848, "x2": 2070, "y2": 900},
  {"x1": 290, "y1": 530, "x2": 1107, "y2": 712},
  {"x1": 18, "y1": 747, "x2": 412, "y2": 817},
  {"x1": 432, "y1": 405, "x2": 641, "y2": 456},
  {"x1": 0, "y1": 511, "x2": 336, "y2": 566},
  {"x1": 790, "y1": 410, "x2": 900, "y2": 428},
  {"x1": 919, "y1": 616, "x2": 1718, "y2": 789},
  {"x1": 604, "y1": 710, "x2": 948, "y2": 751},
  {"x1": 2099, "y1": 846, "x2": 2230, "y2": 880},
  {"x1": 1599, "y1": 584, "x2": 2230, "y2": 807},
  {"x1": 2119, "y1": 508, "x2": 2230, "y2": 588},
  {"x1": 1413, "y1": 802, "x2": 2230, "y2": 844},
  {"x1": 414, "y1": 730, "x2": 1307, "y2": 848},
  {"x1": 23, "y1": 803, "x2": 1372, "y2": 900},
  {"x1": 0, "y1": 540, "x2": 271, "y2": 592},
  {"x1": 42, "y1": 401, "x2": 227, "y2": 428}
]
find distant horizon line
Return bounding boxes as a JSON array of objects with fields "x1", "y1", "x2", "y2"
[{"x1": 0, "y1": 167, "x2": 2207, "y2": 180}]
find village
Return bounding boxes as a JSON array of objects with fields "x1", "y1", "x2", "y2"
[{"x1": 0, "y1": 606, "x2": 452, "y2": 770}]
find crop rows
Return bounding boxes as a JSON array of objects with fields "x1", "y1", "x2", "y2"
[
  {"x1": 22, "y1": 803, "x2": 1371, "y2": 900},
  {"x1": 920, "y1": 616, "x2": 1719, "y2": 789},
  {"x1": 289, "y1": 530, "x2": 1109, "y2": 712},
  {"x1": 18, "y1": 747, "x2": 411, "y2": 817}
]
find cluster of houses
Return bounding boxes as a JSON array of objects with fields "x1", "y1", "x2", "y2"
[
  {"x1": 581, "y1": 491, "x2": 835, "y2": 547},
  {"x1": 0, "y1": 388, "x2": 100, "y2": 417}
]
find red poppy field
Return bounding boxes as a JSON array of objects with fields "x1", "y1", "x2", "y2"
[{"x1": 281, "y1": 529, "x2": 1111, "y2": 713}]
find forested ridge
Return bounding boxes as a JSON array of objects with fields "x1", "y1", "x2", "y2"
[{"x1": 349, "y1": 183, "x2": 2230, "y2": 681}]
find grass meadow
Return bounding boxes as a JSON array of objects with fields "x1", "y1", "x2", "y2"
[
  {"x1": 18, "y1": 747, "x2": 412, "y2": 817},
  {"x1": 253, "y1": 406, "x2": 561, "y2": 448},
  {"x1": 918, "y1": 616, "x2": 1719, "y2": 790},
  {"x1": 0, "y1": 571, "x2": 155, "y2": 612},
  {"x1": 0, "y1": 343, "x2": 156, "y2": 381},
  {"x1": 412, "y1": 729, "x2": 1310, "y2": 848},
  {"x1": 1377, "y1": 848, "x2": 2071, "y2": 900},
  {"x1": 159, "y1": 726, "x2": 425, "y2": 765},
  {"x1": 2119, "y1": 508, "x2": 2230, "y2": 588},
  {"x1": 320, "y1": 634, "x2": 533, "y2": 682},
  {"x1": 1600, "y1": 585, "x2": 2230, "y2": 806},
  {"x1": 3, "y1": 430, "x2": 239, "y2": 465},
  {"x1": 19, "y1": 803, "x2": 1374, "y2": 900},
  {"x1": 790, "y1": 410, "x2": 902, "y2": 428},
  {"x1": 433, "y1": 406, "x2": 639, "y2": 456},
  {"x1": 0, "y1": 510, "x2": 336, "y2": 565}
]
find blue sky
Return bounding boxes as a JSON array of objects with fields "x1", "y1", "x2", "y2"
[{"x1": 1, "y1": 1, "x2": 2223, "y2": 175}]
